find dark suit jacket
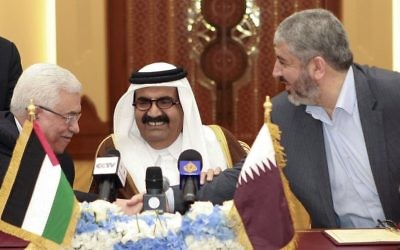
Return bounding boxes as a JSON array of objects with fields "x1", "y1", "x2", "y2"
[
  {"x1": 173, "y1": 159, "x2": 244, "y2": 213},
  {"x1": 271, "y1": 64, "x2": 400, "y2": 228},
  {"x1": 0, "y1": 37, "x2": 22, "y2": 111},
  {"x1": 0, "y1": 111, "x2": 97, "y2": 202}
]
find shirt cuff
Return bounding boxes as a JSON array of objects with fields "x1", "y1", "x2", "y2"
[{"x1": 165, "y1": 187, "x2": 174, "y2": 212}]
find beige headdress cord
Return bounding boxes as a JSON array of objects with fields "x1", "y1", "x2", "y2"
[{"x1": 208, "y1": 125, "x2": 233, "y2": 168}]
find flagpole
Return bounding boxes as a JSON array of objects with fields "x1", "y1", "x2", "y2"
[
  {"x1": 27, "y1": 99, "x2": 37, "y2": 122},
  {"x1": 263, "y1": 96, "x2": 272, "y2": 124},
  {"x1": 263, "y1": 96, "x2": 298, "y2": 250}
]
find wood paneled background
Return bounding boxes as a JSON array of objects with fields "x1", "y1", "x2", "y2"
[{"x1": 68, "y1": 0, "x2": 340, "y2": 160}]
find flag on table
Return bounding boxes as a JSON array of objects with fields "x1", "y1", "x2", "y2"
[
  {"x1": 230, "y1": 123, "x2": 296, "y2": 250},
  {"x1": 0, "y1": 120, "x2": 80, "y2": 249}
]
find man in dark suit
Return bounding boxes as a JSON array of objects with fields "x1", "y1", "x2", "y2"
[
  {"x1": 0, "y1": 63, "x2": 97, "y2": 202},
  {"x1": 270, "y1": 9, "x2": 400, "y2": 228},
  {"x1": 0, "y1": 112, "x2": 75, "y2": 185},
  {"x1": 0, "y1": 36, "x2": 22, "y2": 111},
  {"x1": 172, "y1": 159, "x2": 243, "y2": 213}
]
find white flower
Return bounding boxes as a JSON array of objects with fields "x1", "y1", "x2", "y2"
[
  {"x1": 185, "y1": 201, "x2": 214, "y2": 220},
  {"x1": 88, "y1": 200, "x2": 122, "y2": 222},
  {"x1": 73, "y1": 201, "x2": 243, "y2": 249},
  {"x1": 185, "y1": 236, "x2": 244, "y2": 250}
]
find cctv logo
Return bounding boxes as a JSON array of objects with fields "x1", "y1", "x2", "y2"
[
  {"x1": 96, "y1": 162, "x2": 117, "y2": 168},
  {"x1": 93, "y1": 156, "x2": 119, "y2": 175}
]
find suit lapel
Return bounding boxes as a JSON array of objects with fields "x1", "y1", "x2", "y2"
[
  {"x1": 353, "y1": 66, "x2": 392, "y2": 215},
  {"x1": 0, "y1": 112, "x2": 19, "y2": 150},
  {"x1": 289, "y1": 107, "x2": 338, "y2": 226}
]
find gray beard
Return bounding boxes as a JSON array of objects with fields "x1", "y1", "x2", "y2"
[{"x1": 287, "y1": 72, "x2": 319, "y2": 106}]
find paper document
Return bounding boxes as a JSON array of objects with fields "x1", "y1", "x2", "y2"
[{"x1": 324, "y1": 229, "x2": 400, "y2": 245}]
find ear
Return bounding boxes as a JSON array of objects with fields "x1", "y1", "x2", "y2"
[
  {"x1": 308, "y1": 56, "x2": 326, "y2": 80},
  {"x1": 34, "y1": 106, "x2": 44, "y2": 119}
]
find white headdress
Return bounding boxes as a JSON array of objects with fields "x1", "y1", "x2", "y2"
[{"x1": 113, "y1": 62, "x2": 226, "y2": 192}]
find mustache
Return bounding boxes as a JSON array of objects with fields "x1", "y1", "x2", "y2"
[
  {"x1": 278, "y1": 76, "x2": 287, "y2": 83},
  {"x1": 142, "y1": 113, "x2": 169, "y2": 124}
]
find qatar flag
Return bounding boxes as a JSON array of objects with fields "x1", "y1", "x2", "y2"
[{"x1": 230, "y1": 124, "x2": 295, "y2": 250}]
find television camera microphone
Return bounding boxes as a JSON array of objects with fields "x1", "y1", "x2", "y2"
[
  {"x1": 92, "y1": 149, "x2": 127, "y2": 202},
  {"x1": 143, "y1": 166, "x2": 167, "y2": 212},
  {"x1": 178, "y1": 149, "x2": 202, "y2": 204}
]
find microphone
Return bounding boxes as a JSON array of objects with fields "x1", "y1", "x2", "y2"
[
  {"x1": 178, "y1": 149, "x2": 202, "y2": 204},
  {"x1": 92, "y1": 149, "x2": 127, "y2": 202},
  {"x1": 143, "y1": 166, "x2": 167, "y2": 212}
]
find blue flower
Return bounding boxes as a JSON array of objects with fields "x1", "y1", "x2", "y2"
[
  {"x1": 72, "y1": 201, "x2": 242, "y2": 249},
  {"x1": 115, "y1": 231, "x2": 186, "y2": 250}
]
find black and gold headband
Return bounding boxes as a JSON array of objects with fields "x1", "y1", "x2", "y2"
[{"x1": 129, "y1": 67, "x2": 187, "y2": 84}]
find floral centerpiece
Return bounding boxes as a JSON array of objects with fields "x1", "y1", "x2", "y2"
[{"x1": 72, "y1": 200, "x2": 244, "y2": 249}]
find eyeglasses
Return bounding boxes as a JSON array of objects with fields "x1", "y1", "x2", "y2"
[
  {"x1": 38, "y1": 105, "x2": 81, "y2": 125},
  {"x1": 377, "y1": 219, "x2": 400, "y2": 231},
  {"x1": 132, "y1": 97, "x2": 180, "y2": 111}
]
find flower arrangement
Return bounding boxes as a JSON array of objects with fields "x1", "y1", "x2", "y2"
[{"x1": 72, "y1": 200, "x2": 244, "y2": 250}]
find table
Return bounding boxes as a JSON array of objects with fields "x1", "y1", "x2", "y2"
[
  {"x1": 297, "y1": 230, "x2": 399, "y2": 250},
  {"x1": 1, "y1": 230, "x2": 399, "y2": 249}
]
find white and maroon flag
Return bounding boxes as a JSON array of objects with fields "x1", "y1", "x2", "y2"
[
  {"x1": 230, "y1": 123, "x2": 296, "y2": 250},
  {"x1": 0, "y1": 120, "x2": 79, "y2": 249}
]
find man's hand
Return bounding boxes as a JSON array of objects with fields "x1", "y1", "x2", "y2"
[
  {"x1": 114, "y1": 193, "x2": 144, "y2": 215},
  {"x1": 200, "y1": 167, "x2": 222, "y2": 185}
]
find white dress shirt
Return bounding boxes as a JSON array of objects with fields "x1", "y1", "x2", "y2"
[{"x1": 306, "y1": 67, "x2": 385, "y2": 228}]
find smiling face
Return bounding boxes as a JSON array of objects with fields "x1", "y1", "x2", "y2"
[
  {"x1": 134, "y1": 86, "x2": 183, "y2": 149},
  {"x1": 36, "y1": 89, "x2": 81, "y2": 153},
  {"x1": 272, "y1": 42, "x2": 320, "y2": 106}
]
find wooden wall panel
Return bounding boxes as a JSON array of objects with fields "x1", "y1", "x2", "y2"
[
  {"x1": 68, "y1": 0, "x2": 341, "y2": 160},
  {"x1": 67, "y1": 96, "x2": 109, "y2": 159}
]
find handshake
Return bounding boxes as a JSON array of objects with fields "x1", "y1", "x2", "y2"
[
  {"x1": 115, "y1": 165, "x2": 223, "y2": 215},
  {"x1": 93, "y1": 148, "x2": 226, "y2": 215}
]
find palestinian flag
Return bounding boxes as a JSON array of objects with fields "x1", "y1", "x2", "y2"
[
  {"x1": 229, "y1": 123, "x2": 296, "y2": 250},
  {"x1": 0, "y1": 120, "x2": 80, "y2": 249}
]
